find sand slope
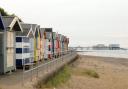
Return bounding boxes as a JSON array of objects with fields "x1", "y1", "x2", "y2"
[{"x1": 58, "y1": 55, "x2": 128, "y2": 89}]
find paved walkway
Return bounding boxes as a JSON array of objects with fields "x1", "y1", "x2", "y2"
[{"x1": 0, "y1": 52, "x2": 77, "y2": 89}]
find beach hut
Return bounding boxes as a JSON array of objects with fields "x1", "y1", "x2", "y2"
[
  {"x1": 60, "y1": 34, "x2": 64, "y2": 56},
  {"x1": 44, "y1": 28, "x2": 53, "y2": 60},
  {"x1": 52, "y1": 32, "x2": 57, "y2": 58},
  {"x1": 67, "y1": 38, "x2": 69, "y2": 50},
  {"x1": 40, "y1": 28, "x2": 45, "y2": 60},
  {"x1": 37, "y1": 26, "x2": 41, "y2": 61},
  {"x1": 15, "y1": 23, "x2": 34, "y2": 68},
  {"x1": 61, "y1": 35, "x2": 65, "y2": 55},
  {"x1": 64, "y1": 36, "x2": 67, "y2": 53},
  {"x1": 56, "y1": 33, "x2": 61, "y2": 57},
  {"x1": 58, "y1": 34, "x2": 62, "y2": 56},
  {"x1": 0, "y1": 15, "x2": 23, "y2": 74},
  {"x1": 59, "y1": 34, "x2": 63, "y2": 55},
  {"x1": 64, "y1": 37, "x2": 69, "y2": 53},
  {"x1": 33, "y1": 24, "x2": 40, "y2": 62}
]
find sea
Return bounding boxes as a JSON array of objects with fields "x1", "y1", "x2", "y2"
[{"x1": 78, "y1": 50, "x2": 128, "y2": 59}]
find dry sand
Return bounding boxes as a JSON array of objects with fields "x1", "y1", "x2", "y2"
[{"x1": 57, "y1": 55, "x2": 128, "y2": 89}]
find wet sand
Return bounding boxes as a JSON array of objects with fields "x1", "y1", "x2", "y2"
[{"x1": 58, "y1": 55, "x2": 128, "y2": 89}]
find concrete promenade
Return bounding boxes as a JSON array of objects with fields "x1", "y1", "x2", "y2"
[{"x1": 0, "y1": 52, "x2": 77, "y2": 89}]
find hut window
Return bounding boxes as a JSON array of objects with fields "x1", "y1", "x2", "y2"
[
  {"x1": 16, "y1": 48, "x2": 22, "y2": 53},
  {"x1": 16, "y1": 37, "x2": 22, "y2": 42},
  {"x1": 23, "y1": 38, "x2": 29, "y2": 43},
  {"x1": 23, "y1": 48, "x2": 29, "y2": 53}
]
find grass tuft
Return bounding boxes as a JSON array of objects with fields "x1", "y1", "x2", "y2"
[
  {"x1": 45, "y1": 66, "x2": 71, "y2": 88},
  {"x1": 83, "y1": 69, "x2": 99, "y2": 78},
  {"x1": 37, "y1": 65, "x2": 71, "y2": 89}
]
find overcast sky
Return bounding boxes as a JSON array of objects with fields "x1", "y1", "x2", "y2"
[{"x1": 1, "y1": 0, "x2": 128, "y2": 47}]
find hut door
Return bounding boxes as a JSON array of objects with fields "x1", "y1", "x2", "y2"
[{"x1": 6, "y1": 31, "x2": 14, "y2": 67}]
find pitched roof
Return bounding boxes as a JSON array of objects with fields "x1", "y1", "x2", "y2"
[
  {"x1": 40, "y1": 28, "x2": 45, "y2": 37},
  {"x1": 21, "y1": 23, "x2": 31, "y2": 36},
  {"x1": 44, "y1": 28, "x2": 52, "y2": 32},
  {"x1": 16, "y1": 23, "x2": 35, "y2": 38},
  {"x1": 40, "y1": 28, "x2": 45, "y2": 33},
  {"x1": 2, "y1": 16, "x2": 23, "y2": 32},
  {"x1": 2, "y1": 16, "x2": 14, "y2": 28},
  {"x1": 34, "y1": 25, "x2": 40, "y2": 38},
  {"x1": 31, "y1": 24, "x2": 38, "y2": 35}
]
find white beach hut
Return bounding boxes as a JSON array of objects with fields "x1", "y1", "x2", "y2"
[
  {"x1": 15, "y1": 23, "x2": 34, "y2": 68},
  {"x1": 0, "y1": 15, "x2": 23, "y2": 74}
]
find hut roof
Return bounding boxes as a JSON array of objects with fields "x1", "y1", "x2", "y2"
[
  {"x1": 32, "y1": 24, "x2": 39, "y2": 36},
  {"x1": 34, "y1": 25, "x2": 40, "y2": 38},
  {"x1": 44, "y1": 28, "x2": 52, "y2": 32},
  {"x1": 2, "y1": 16, "x2": 23, "y2": 32},
  {"x1": 40, "y1": 28, "x2": 45, "y2": 34},
  {"x1": 40, "y1": 28, "x2": 45, "y2": 37}
]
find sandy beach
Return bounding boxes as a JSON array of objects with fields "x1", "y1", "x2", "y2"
[{"x1": 57, "y1": 55, "x2": 128, "y2": 89}]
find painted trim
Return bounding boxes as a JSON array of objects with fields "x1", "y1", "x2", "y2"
[
  {"x1": 27, "y1": 24, "x2": 34, "y2": 37},
  {"x1": 9, "y1": 17, "x2": 23, "y2": 32}
]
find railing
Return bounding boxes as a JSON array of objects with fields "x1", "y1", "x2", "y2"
[{"x1": 22, "y1": 50, "x2": 77, "y2": 86}]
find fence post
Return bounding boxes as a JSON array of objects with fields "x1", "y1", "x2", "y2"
[
  {"x1": 30, "y1": 65, "x2": 32, "y2": 82},
  {"x1": 62, "y1": 52, "x2": 63, "y2": 64},
  {"x1": 22, "y1": 59, "x2": 25, "y2": 86},
  {"x1": 37, "y1": 56, "x2": 39, "y2": 78},
  {"x1": 55, "y1": 58, "x2": 58, "y2": 68},
  {"x1": 49, "y1": 60, "x2": 51, "y2": 72},
  {"x1": 47, "y1": 63, "x2": 48, "y2": 72},
  {"x1": 30, "y1": 58, "x2": 33, "y2": 82}
]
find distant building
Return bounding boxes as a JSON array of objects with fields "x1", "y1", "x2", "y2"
[
  {"x1": 109, "y1": 44, "x2": 120, "y2": 50},
  {"x1": 95, "y1": 44, "x2": 105, "y2": 47},
  {"x1": 92, "y1": 44, "x2": 109, "y2": 50}
]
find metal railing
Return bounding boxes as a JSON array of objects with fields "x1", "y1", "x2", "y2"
[{"x1": 22, "y1": 50, "x2": 77, "y2": 86}]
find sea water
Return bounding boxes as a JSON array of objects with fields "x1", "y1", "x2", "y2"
[{"x1": 78, "y1": 50, "x2": 128, "y2": 58}]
